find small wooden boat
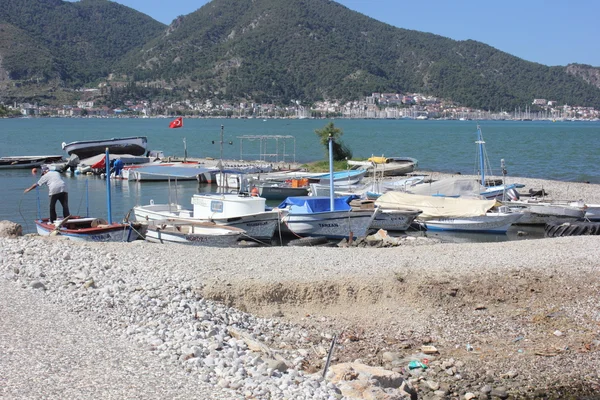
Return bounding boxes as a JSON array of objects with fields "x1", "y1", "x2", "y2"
[
  {"x1": 133, "y1": 193, "x2": 280, "y2": 241},
  {"x1": 35, "y1": 216, "x2": 138, "y2": 242},
  {"x1": 506, "y1": 199, "x2": 586, "y2": 225},
  {"x1": 256, "y1": 179, "x2": 310, "y2": 200},
  {"x1": 277, "y1": 196, "x2": 379, "y2": 239},
  {"x1": 349, "y1": 157, "x2": 418, "y2": 177},
  {"x1": 145, "y1": 220, "x2": 244, "y2": 247},
  {"x1": 370, "y1": 208, "x2": 423, "y2": 231},
  {"x1": 62, "y1": 136, "x2": 148, "y2": 159},
  {"x1": 0, "y1": 155, "x2": 63, "y2": 169},
  {"x1": 422, "y1": 212, "x2": 523, "y2": 233}
]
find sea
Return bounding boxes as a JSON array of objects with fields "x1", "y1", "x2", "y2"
[{"x1": 2, "y1": 117, "x2": 599, "y2": 240}]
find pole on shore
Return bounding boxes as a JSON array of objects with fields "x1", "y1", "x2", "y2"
[
  {"x1": 328, "y1": 133, "x2": 335, "y2": 211},
  {"x1": 105, "y1": 148, "x2": 112, "y2": 224}
]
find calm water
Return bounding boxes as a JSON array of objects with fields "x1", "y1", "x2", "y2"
[{"x1": 2, "y1": 118, "x2": 599, "y2": 236}]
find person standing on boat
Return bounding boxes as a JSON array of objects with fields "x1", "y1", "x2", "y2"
[{"x1": 24, "y1": 166, "x2": 70, "y2": 223}]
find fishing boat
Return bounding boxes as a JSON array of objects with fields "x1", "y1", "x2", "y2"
[
  {"x1": 144, "y1": 219, "x2": 244, "y2": 247},
  {"x1": 61, "y1": 136, "x2": 148, "y2": 159},
  {"x1": 348, "y1": 157, "x2": 418, "y2": 177},
  {"x1": 422, "y1": 212, "x2": 523, "y2": 233},
  {"x1": 506, "y1": 199, "x2": 586, "y2": 225},
  {"x1": 34, "y1": 149, "x2": 139, "y2": 242},
  {"x1": 133, "y1": 193, "x2": 280, "y2": 241},
  {"x1": 129, "y1": 164, "x2": 219, "y2": 181},
  {"x1": 348, "y1": 199, "x2": 422, "y2": 231},
  {"x1": 277, "y1": 195, "x2": 379, "y2": 239},
  {"x1": 310, "y1": 168, "x2": 368, "y2": 184},
  {"x1": 0, "y1": 155, "x2": 63, "y2": 169},
  {"x1": 35, "y1": 216, "x2": 138, "y2": 242},
  {"x1": 370, "y1": 208, "x2": 423, "y2": 231},
  {"x1": 255, "y1": 179, "x2": 310, "y2": 200},
  {"x1": 375, "y1": 191, "x2": 522, "y2": 233},
  {"x1": 473, "y1": 126, "x2": 522, "y2": 200}
]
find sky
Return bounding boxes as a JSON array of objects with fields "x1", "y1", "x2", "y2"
[{"x1": 68, "y1": 0, "x2": 600, "y2": 67}]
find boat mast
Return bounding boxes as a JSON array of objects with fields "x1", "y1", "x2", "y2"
[
  {"x1": 476, "y1": 126, "x2": 486, "y2": 186},
  {"x1": 328, "y1": 133, "x2": 335, "y2": 211},
  {"x1": 105, "y1": 148, "x2": 112, "y2": 224}
]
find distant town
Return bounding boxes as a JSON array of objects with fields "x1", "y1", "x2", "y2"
[{"x1": 4, "y1": 91, "x2": 600, "y2": 121}]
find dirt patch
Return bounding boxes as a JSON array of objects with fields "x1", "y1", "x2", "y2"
[{"x1": 199, "y1": 270, "x2": 600, "y2": 397}]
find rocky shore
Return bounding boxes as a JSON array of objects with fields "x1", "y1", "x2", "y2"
[{"x1": 2, "y1": 176, "x2": 600, "y2": 399}]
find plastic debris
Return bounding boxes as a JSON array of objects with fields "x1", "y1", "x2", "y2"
[{"x1": 408, "y1": 361, "x2": 428, "y2": 370}]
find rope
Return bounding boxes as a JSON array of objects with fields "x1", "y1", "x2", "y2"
[{"x1": 17, "y1": 195, "x2": 31, "y2": 233}]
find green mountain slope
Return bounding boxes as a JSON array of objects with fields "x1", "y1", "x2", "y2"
[
  {"x1": 0, "y1": 0, "x2": 166, "y2": 85},
  {"x1": 1, "y1": 0, "x2": 600, "y2": 110},
  {"x1": 117, "y1": 0, "x2": 600, "y2": 110}
]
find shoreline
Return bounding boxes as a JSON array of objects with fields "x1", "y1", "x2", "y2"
[{"x1": 2, "y1": 175, "x2": 600, "y2": 399}]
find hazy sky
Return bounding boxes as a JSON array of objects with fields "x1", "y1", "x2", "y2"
[{"x1": 68, "y1": 0, "x2": 599, "y2": 67}]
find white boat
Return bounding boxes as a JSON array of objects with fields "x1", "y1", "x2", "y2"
[
  {"x1": 131, "y1": 165, "x2": 213, "y2": 181},
  {"x1": 349, "y1": 157, "x2": 418, "y2": 177},
  {"x1": 580, "y1": 203, "x2": 600, "y2": 221},
  {"x1": 133, "y1": 194, "x2": 280, "y2": 241},
  {"x1": 375, "y1": 191, "x2": 522, "y2": 233},
  {"x1": 423, "y1": 212, "x2": 523, "y2": 233},
  {"x1": 382, "y1": 175, "x2": 426, "y2": 191},
  {"x1": 62, "y1": 136, "x2": 148, "y2": 159},
  {"x1": 145, "y1": 220, "x2": 244, "y2": 247},
  {"x1": 370, "y1": 207, "x2": 423, "y2": 231},
  {"x1": 0, "y1": 155, "x2": 63, "y2": 169},
  {"x1": 506, "y1": 199, "x2": 586, "y2": 225},
  {"x1": 276, "y1": 196, "x2": 379, "y2": 239}
]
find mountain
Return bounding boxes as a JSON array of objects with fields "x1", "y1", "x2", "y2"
[
  {"x1": 566, "y1": 64, "x2": 600, "y2": 90},
  {"x1": 0, "y1": 0, "x2": 165, "y2": 97},
  {"x1": 115, "y1": 0, "x2": 600, "y2": 110},
  {"x1": 2, "y1": 0, "x2": 600, "y2": 111}
]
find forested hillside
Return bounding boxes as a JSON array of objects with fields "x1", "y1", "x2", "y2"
[
  {"x1": 1, "y1": 0, "x2": 600, "y2": 111},
  {"x1": 0, "y1": 0, "x2": 165, "y2": 85}
]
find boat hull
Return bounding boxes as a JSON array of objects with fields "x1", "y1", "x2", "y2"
[
  {"x1": 423, "y1": 212, "x2": 523, "y2": 233},
  {"x1": 280, "y1": 209, "x2": 377, "y2": 239},
  {"x1": 35, "y1": 218, "x2": 138, "y2": 242},
  {"x1": 258, "y1": 184, "x2": 309, "y2": 200},
  {"x1": 145, "y1": 221, "x2": 243, "y2": 247},
  {"x1": 370, "y1": 208, "x2": 422, "y2": 231},
  {"x1": 0, "y1": 155, "x2": 63, "y2": 170},
  {"x1": 133, "y1": 203, "x2": 279, "y2": 241},
  {"x1": 62, "y1": 136, "x2": 148, "y2": 159},
  {"x1": 508, "y1": 201, "x2": 586, "y2": 225}
]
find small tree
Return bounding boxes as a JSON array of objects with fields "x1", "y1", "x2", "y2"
[{"x1": 314, "y1": 122, "x2": 352, "y2": 161}]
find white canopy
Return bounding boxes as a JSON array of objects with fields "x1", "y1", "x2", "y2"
[{"x1": 375, "y1": 191, "x2": 496, "y2": 219}]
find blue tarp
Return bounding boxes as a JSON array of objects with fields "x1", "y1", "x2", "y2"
[
  {"x1": 277, "y1": 195, "x2": 359, "y2": 213},
  {"x1": 312, "y1": 169, "x2": 366, "y2": 180}
]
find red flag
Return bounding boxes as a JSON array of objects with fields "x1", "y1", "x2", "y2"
[
  {"x1": 91, "y1": 155, "x2": 106, "y2": 169},
  {"x1": 169, "y1": 117, "x2": 183, "y2": 129}
]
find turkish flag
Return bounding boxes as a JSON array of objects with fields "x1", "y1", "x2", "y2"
[
  {"x1": 169, "y1": 117, "x2": 183, "y2": 128},
  {"x1": 91, "y1": 155, "x2": 106, "y2": 169}
]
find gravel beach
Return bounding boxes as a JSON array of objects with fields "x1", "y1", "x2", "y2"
[{"x1": 2, "y1": 176, "x2": 600, "y2": 399}]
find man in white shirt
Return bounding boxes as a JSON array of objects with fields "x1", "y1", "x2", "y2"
[{"x1": 24, "y1": 166, "x2": 71, "y2": 224}]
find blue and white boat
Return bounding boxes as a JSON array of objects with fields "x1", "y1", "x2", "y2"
[
  {"x1": 375, "y1": 191, "x2": 522, "y2": 233},
  {"x1": 277, "y1": 195, "x2": 379, "y2": 239}
]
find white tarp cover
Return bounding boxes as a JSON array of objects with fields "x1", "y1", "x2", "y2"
[
  {"x1": 375, "y1": 191, "x2": 496, "y2": 219},
  {"x1": 408, "y1": 178, "x2": 485, "y2": 198}
]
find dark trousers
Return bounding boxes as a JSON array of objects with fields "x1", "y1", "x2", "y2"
[{"x1": 49, "y1": 192, "x2": 70, "y2": 223}]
